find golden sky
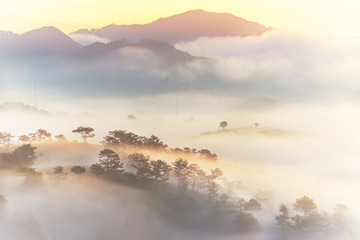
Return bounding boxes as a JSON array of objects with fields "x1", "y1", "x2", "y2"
[{"x1": 0, "y1": 0, "x2": 359, "y2": 36}]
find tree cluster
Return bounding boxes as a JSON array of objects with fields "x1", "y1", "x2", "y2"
[
  {"x1": 275, "y1": 196, "x2": 351, "y2": 236},
  {"x1": 0, "y1": 144, "x2": 37, "y2": 168},
  {"x1": 102, "y1": 130, "x2": 167, "y2": 149},
  {"x1": 102, "y1": 130, "x2": 217, "y2": 161},
  {"x1": 86, "y1": 149, "x2": 260, "y2": 233}
]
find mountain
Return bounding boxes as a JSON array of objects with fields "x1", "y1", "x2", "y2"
[
  {"x1": 0, "y1": 26, "x2": 81, "y2": 55},
  {"x1": 17, "y1": 26, "x2": 81, "y2": 53},
  {"x1": 0, "y1": 31, "x2": 16, "y2": 43},
  {"x1": 72, "y1": 9, "x2": 272, "y2": 44},
  {"x1": 75, "y1": 39, "x2": 195, "y2": 64}
]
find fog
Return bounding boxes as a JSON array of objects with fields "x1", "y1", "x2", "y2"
[{"x1": 1, "y1": 30, "x2": 360, "y2": 239}]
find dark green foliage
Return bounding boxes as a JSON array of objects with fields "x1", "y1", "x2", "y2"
[
  {"x1": 71, "y1": 165, "x2": 86, "y2": 174},
  {"x1": 0, "y1": 144, "x2": 37, "y2": 168}
]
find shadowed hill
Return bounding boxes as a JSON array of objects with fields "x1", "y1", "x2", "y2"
[{"x1": 75, "y1": 39, "x2": 195, "y2": 64}]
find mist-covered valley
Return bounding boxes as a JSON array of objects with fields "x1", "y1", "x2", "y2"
[{"x1": 1, "y1": 9, "x2": 360, "y2": 240}]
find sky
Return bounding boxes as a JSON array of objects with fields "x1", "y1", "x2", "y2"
[{"x1": 1, "y1": 0, "x2": 360, "y2": 36}]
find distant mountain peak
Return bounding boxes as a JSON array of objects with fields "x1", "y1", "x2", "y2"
[
  {"x1": 16, "y1": 26, "x2": 81, "y2": 53},
  {"x1": 72, "y1": 10, "x2": 272, "y2": 44}
]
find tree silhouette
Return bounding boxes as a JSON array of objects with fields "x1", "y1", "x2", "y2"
[
  {"x1": 150, "y1": 159, "x2": 172, "y2": 182},
  {"x1": 332, "y1": 204, "x2": 350, "y2": 232},
  {"x1": 102, "y1": 130, "x2": 167, "y2": 149},
  {"x1": 275, "y1": 203, "x2": 292, "y2": 231},
  {"x1": 244, "y1": 199, "x2": 262, "y2": 214},
  {"x1": 90, "y1": 163, "x2": 105, "y2": 176},
  {"x1": 205, "y1": 168, "x2": 223, "y2": 200},
  {"x1": 128, "y1": 153, "x2": 152, "y2": 185},
  {"x1": 0, "y1": 132, "x2": 14, "y2": 148},
  {"x1": 220, "y1": 121, "x2": 228, "y2": 130},
  {"x1": 274, "y1": 196, "x2": 326, "y2": 234},
  {"x1": 142, "y1": 135, "x2": 168, "y2": 149},
  {"x1": 233, "y1": 212, "x2": 260, "y2": 232},
  {"x1": 29, "y1": 129, "x2": 52, "y2": 143},
  {"x1": 102, "y1": 130, "x2": 141, "y2": 147},
  {"x1": 72, "y1": 126, "x2": 95, "y2": 143},
  {"x1": 55, "y1": 134, "x2": 68, "y2": 142},
  {"x1": 97, "y1": 149, "x2": 124, "y2": 178},
  {"x1": 17, "y1": 166, "x2": 42, "y2": 185},
  {"x1": 172, "y1": 158, "x2": 191, "y2": 191},
  {"x1": 53, "y1": 166, "x2": 64, "y2": 174},
  {"x1": 198, "y1": 149, "x2": 218, "y2": 161},
  {"x1": 71, "y1": 166, "x2": 86, "y2": 174},
  {"x1": 0, "y1": 144, "x2": 37, "y2": 168},
  {"x1": 19, "y1": 135, "x2": 31, "y2": 144},
  {"x1": 293, "y1": 196, "x2": 317, "y2": 215}
]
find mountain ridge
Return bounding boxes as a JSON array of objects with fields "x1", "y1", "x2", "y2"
[{"x1": 72, "y1": 9, "x2": 272, "y2": 44}]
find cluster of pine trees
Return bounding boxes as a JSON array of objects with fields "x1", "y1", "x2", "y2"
[
  {"x1": 0, "y1": 128, "x2": 218, "y2": 161},
  {"x1": 0, "y1": 128, "x2": 353, "y2": 236}
]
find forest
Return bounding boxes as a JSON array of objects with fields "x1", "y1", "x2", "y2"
[{"x1": 0, "y1": 127, "x2": 354, "y2": 239}]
